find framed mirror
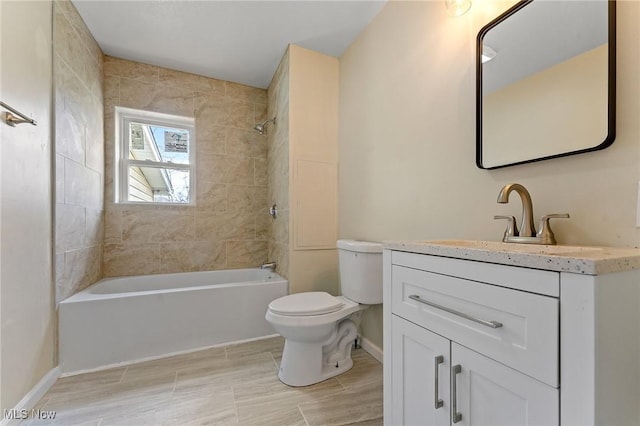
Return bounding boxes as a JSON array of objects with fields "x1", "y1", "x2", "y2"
[{"x1": 476, "y1": 0, "x2": 616, "y2": 170}]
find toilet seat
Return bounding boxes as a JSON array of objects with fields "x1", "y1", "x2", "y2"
[{"x1": 268, "y1": 292, "x2": 343, "y2": 316}]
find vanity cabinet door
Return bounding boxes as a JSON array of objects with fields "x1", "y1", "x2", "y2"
[
  {"x1": 391, "y1": 315, "x2": 450, "y2": 426},
  {"x1": 451, "y1": 343, "x2": 559, "y2": 426}
]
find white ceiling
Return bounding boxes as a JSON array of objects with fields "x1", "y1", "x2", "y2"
[{"x1": 72, "y1": 0, "x2": 387, "y2": 89}]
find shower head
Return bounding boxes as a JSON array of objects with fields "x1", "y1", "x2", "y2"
[{"x1": 253, "y1": 117, "x2": 276, "y2": 135}]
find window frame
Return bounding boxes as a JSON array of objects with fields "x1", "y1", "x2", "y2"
[{"x1": 115, "y1": 107, "x2": 196, "y2": 205}]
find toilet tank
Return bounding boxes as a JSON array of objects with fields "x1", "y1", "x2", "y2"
[{"x1": 337, "y1": 240, "x2": 383, "y2": 305}]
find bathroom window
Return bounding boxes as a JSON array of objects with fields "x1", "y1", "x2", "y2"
[{"x1": 115, "y1": 107, "x2": 195, "y2": 204}]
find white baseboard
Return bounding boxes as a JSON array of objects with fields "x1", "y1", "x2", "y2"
[
  {"x1": 360, "y1": 337, "x2": 383, "y2": 363},
  {"x1": 1, "y1": 366, "x2": 60, "y2": 425}
]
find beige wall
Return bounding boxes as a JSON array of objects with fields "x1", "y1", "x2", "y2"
[
  {"x1": 0, "y1": 0, "x2": 55, "y2": 411},
  {"x1": 103, "y1": 57, "x2": 269, "y2": 276},
  {"x1": 54, "y1": 0, "x2": 104, "y2": 303},
  {"x1": 339, "y1": 0, "x2": 640, "y2": 349},
  {"x1": 266, "y1": 45, "x2": 340, "y2": 294},
  {"x1": 288, "y1": 46, "x2": 340, "y2": 295},
  {"x1": 267, "y1": 48, "x2": 291, "y2": 278}
]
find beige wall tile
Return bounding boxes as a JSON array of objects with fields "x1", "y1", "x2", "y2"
[
  {"x1": 272, "y1": 106, "x2": 289, "y2": 147},
  {"x1": 85, "y1": 103, "x2": 104, "y2": 173},
  {"x1": 57, "y1": 58, "x2": 92, "y2": 125},
  {"x1": 197, "y1": 154, "x2": 253, "y2": 184},
  {"x1": 55, "y1": 253, "x2": 66, "y2": 304},
  {"x1": 226, "y1": 240, "x2": 268, "y2": 269},
  {"x1": 104, "y1": 208, "x2": 123, "y2": 245},
  {"x1": 122, "y1": 208, "x2": 195, "y2": 243},
  {"x1": 256, "y1": 212, "x2": 270, "y2": 241},
  {"x1": 85, "y1": 208, "x2": 104, "y2": 247},
  {"x1": 223, "y1": 98, "x2": 255, "y2": 128},
  {"x1": 159, "y1": 68, "x2": 225, "y2": 96},
  {"x1": 226, "y1": 81, "x2": 267, "y2": 104},
  {"x1": 255, "y1": 158, "x2": 267, "y2": 186},
  {"x1": 255, "y1": 102, "x2": 268, "y2": 124},
  {"x1": 104, "y1": 56, "x2": 158, "y2": 83},
  {"x1": 56, "y1": 154, "x2": 65, "y2": 202},
  {"x1": 160, "y1": 241, "x2": 226, "y2": 273},
  {"x1": 104, "y1": 243, "x2": 160, "y2": 277},
  {"x1": 267, "y1": 240, "x2": 289, "y2": 277},
  {"x1": 195, "y1": 211, "x2": 256, "y2": 241},
  {"x1": 54, "y1": 9, "x2": 102, "y2": 100},
  {"x1": 59, "y1": 246, "x2": 102, "y2": 299},
  {"x1": 228, "y1": 185, "x2": 267, "y2": 213},
  {"x1": 53, "y1": 8, "x2": 77, "y2": 67},
  {"x1": 103, "y1": 173, "x2": 115, "y2": 208},
  {"x1": 195, "y1": 93, "x2": 227, "y2": 127},
  {"x1": 196, "y1": 124, "x2": 226, "y2": 156},
  {"x1": 271, "y1": 209, "x2": 289, "y2": 245},
  {"x1": 226, "y1": 127, "x2": 266, "y2": 159},
  {"x1": 56, "y1": 203, "x2": 85, "y2": 254},
  {"x1": 64, "y1": 158, "x2": 102, "y2": 209},
  {"x1": 267, "y1": 140, "x2": 289, "y2": 210},
  {"x1": 266, "y1": 49, "x2": 291, "y2": 280},
  {"x1": 104, "y1": 75, "x2": 119, "y2": 102},
  {"x1": 54, "y1": 0, "x2": 102, "y2": 63},
  {"x1": 56, "y1": 105, "x2": 86, "y2": 164},
  {"x1": 195, "y1": 182, "x2": 227, "y2": 211},
  {"x1": 53, "y1": 0, "x2": 105, "y2": 303},
  {"x1": 119, "y1": 78, "x2": 195, "y2": 117},
  {"x1": 54, "y1": 0, "x2": 83, "y2": 31},
  {"x1": 103, "y1": 57, "x2": 269, "y2": 277},
  {"x1": 84, "y1": 52, "x2": 103, "y2": 100}
]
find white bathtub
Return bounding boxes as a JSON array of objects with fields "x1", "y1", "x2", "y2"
[{"x1": 59, "y1": 268, "x2": 288, "y2": 375}]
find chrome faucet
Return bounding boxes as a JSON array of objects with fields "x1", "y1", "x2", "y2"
[
  {"x1": 495, "y1": 183, "x2": 569, "y2": 245},
  {"x1": 260, "y1": 261, "x2": 277, "y2": 271}
]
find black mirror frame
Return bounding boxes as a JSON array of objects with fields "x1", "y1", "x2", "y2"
[{"x1": 476, "y1": 0, "x2": 616, "y2": 170}]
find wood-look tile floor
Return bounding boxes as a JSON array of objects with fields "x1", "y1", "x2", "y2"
[{"x1": 24, "y1": 337, "x2": 383, "y2": 426}]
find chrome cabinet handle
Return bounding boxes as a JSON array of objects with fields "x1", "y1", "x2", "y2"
[
  {"x1": 452, "y1": 364, "x2": 462, "y2": 423},
  {"x1": 408, "y1": 295, "x2": 503, "y2": 329},
  {"x1": 434, "y1": 355, "x2": 444, "y2": 409}
]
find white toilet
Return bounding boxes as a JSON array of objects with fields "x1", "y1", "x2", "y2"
[{"x1": 265, "y1": 239, "x2": 382, "y2": 387}]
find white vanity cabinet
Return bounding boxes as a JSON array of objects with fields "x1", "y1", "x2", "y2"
[
  {"x1": 391, "y1": 315, "x2": 558, "y2": 426},
  {"x1": 383, "y1": 242, "x2": 640, "y2": 426},
  {"x1": 391, "y1": 316, "x2": 450, "y2": 425}
]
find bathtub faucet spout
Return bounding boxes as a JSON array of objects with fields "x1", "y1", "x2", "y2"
[{"x1": 261, "y1": 261, "x2": 276, "y2": 272}]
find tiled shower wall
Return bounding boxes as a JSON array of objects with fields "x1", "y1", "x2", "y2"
[
  {"x1": 267, "y1": 49, "x2": 290, "y2": 278},
  {"x1": 103, "y1": 57, "x2": 269, "y2": 276},
  {"x1": 54, "y1": 0, "x2": 104, "y2": 303}
]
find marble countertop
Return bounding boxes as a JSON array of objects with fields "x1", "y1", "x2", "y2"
[{"x1": 384, "y1": 240, "x2": 640, "y2": 275}]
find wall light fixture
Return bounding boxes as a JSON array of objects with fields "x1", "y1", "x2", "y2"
[{"x1": 445, "y1": 0, "x2": 472, "y2": 17}]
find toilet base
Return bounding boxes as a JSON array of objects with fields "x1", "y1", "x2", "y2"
[
  {"x1": 278, "y1": 319, "x2": 358, "y2": 387},
  {"x1": 278, "y1": 341, "x2": 355, "y2": 387}
]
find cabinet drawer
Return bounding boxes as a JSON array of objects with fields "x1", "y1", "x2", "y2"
[
  {"x1": 392, "y1": 251, "x2": 559, "y2": 297},
  {"x1": 392, "y1": 265, "x2": 559, "y2": 387}
]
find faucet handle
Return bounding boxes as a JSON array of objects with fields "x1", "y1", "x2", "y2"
[
  {"x1": 494, "y1": 215, "x2": 519, "y2": 241},
  {"x1": 537, "y1": 213, "x2": 570, "y2": 245}
]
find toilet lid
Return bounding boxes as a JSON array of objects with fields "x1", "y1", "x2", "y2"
[{"x1": 269, "y1": 292, "x2": 343, "y2": 316}]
